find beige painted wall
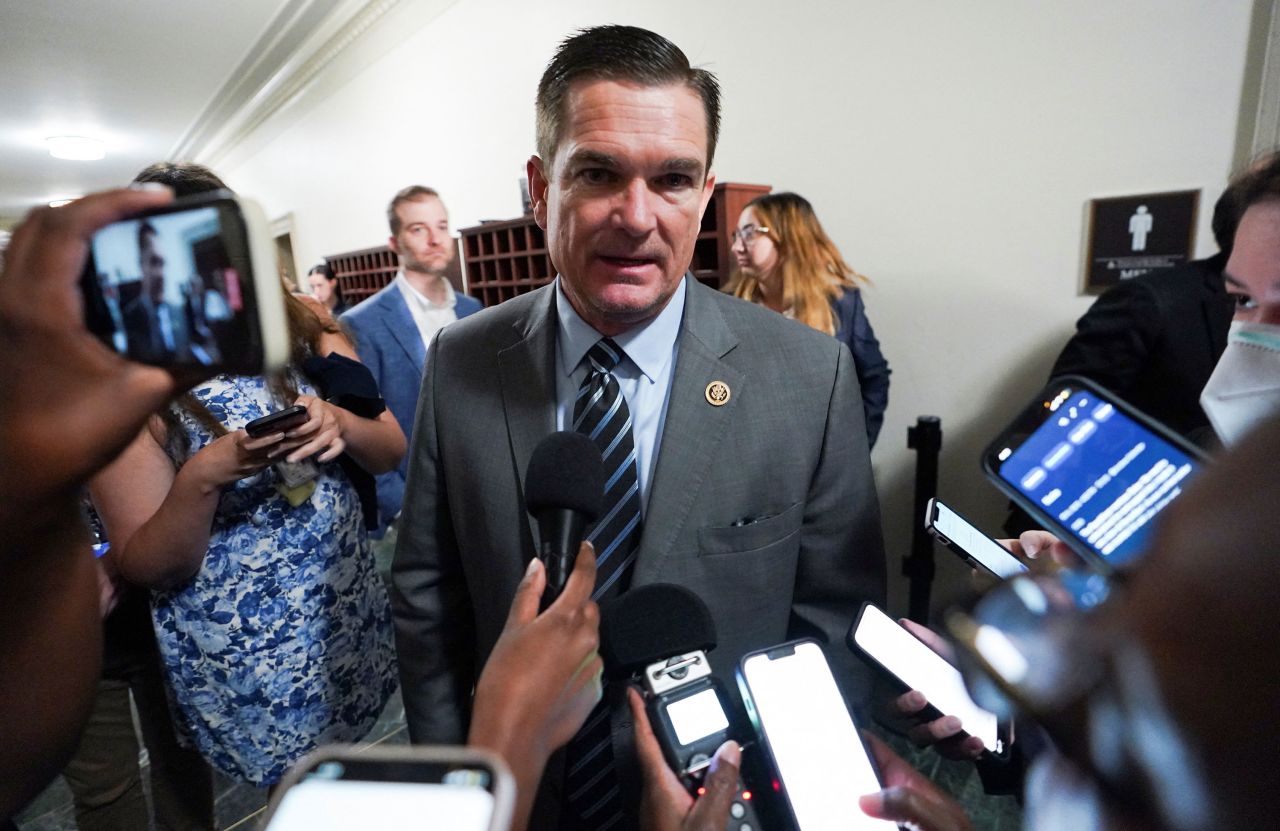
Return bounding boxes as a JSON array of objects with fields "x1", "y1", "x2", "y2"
[{"x1": 214, "y1": 0, "x2": 1255, "y2": 617}]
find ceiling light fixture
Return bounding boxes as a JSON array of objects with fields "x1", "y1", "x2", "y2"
[
  {"x1": 46, "y1": 135, "x2": 106, "y2": 161},
  {"x1": 48, "y1": 198, "x2": 76, "y2": 208}
]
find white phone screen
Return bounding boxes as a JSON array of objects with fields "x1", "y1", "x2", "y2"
[
  {"x1": 266, "y1": 779, "x2": 494, "y2": 831},
  {"x1": 854, "y1": 604, "x2": 1001, "y2": 753},
  {"x1": 742, "y1": 642, "x2": 896, "y2": 830},
  {"x1": 931, "y1": 501, "x2": 1028, "y2": 579}
]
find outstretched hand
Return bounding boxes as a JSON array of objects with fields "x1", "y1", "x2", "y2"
[{"x1": 469, "y1": 542, "x2": 602, "y2": 831}]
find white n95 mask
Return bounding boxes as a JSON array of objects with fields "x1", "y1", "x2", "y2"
[{"x1": 1200, "y1": 321, "x2": 1280, "y2": 447}]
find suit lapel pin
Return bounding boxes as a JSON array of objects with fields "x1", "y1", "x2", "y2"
[{"x1": 705, "y1": 380, "x2": 731, "y2": 407}]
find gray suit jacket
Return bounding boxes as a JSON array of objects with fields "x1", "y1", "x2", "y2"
[{"x1": 391, "y1": 277, "x2": 885, "y2": 823}]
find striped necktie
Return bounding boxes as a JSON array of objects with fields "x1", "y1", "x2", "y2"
[
  {"x1": 564, "y1": 337, "x2": 642, "y2": 830},
  {"x1": 572, "y1": 337, "x2": 642, "y2": 600}
]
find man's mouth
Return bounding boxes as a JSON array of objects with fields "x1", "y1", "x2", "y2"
[{"x1": 599, "y1": 255, "x2": 658, "y2": 269}]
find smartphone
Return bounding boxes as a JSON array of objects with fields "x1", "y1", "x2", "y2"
[
  {"x1": 245, "y1": 405, "x2": 309, "y2": 438},
  {"x1": 982, "y1": 376, "x2": 1206, "y2": 571},
  {"x1": 848, "y1": 603, "x2": 1010, "y2": 758},
  {"x1": 80, "y1": 189, "x2": 288, "y2": 374},
  {"x1": 261, "y1": 745, "x2": 514, "y2": 831},
  {"x1": 738, "y1": 640, "x2": 896, "y2": 830},
  {"x1": 925, "y1": 498, "x2": 1028, "y2": 579}
]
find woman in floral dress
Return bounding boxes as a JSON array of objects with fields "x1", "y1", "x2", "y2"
[{"x1": 90, "y1": 292, "x2": 404, "y2": 785}]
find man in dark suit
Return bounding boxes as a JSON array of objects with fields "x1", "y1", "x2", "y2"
[
  {"x1": 341, "y1": 186, "x2": 482, "y2": 528},
  {"x1": 1050, "y1": 185, "x2": 1246, "y2": 442},
  {"x1": 391, "y1": 25, "x2": 885, "y2": 830},
  {"x1": 118, "y1": 221, "x2": 190, "y2": 363}
]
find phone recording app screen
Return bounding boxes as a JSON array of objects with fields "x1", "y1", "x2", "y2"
[
  {"x1": 998, "y1": 390, "x2": 1199, "y2": 566},
  {"x1": 89, "y1": 207, "x2": 240, "y2": 366},
  {"x1": 744, "y1": 642, "x2": 896, "y2": 830},
  {"x1": 266, "y1": 779, "x2": 494, "y2": 831}
]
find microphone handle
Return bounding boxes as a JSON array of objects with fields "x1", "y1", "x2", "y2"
[{"x1": 538, "y1": 508, "x2": 590, "y2": 611}]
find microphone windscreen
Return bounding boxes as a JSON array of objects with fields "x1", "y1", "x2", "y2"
[
  {"x1": 600, "y1": 583, "x2": 717, "y2": 677},
  {"x1": 524, "y1": 431, "x2": 605, "y2": 519}
]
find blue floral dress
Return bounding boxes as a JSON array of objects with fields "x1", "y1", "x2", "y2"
[{"x1": 152, "y1": 373, "x2": 397, "y2": 784}]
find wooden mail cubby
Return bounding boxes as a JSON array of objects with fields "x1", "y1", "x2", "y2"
[
  {"x1": 328, "y1": 243, "x2": 465, "y2": 306},
  {"x1": 458, "y1": 181, "x2": 771, "y2": 308}
]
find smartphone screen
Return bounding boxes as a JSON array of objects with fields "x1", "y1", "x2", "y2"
[
  {"x1": 265, "y1": 758, "x2": 497, "y2": 831},
  {"x1": 740, "y1": 641, "x2": 895, "y2": 830},
  {"x1": 80, "y1": 191, "x2": 284, "y2": 374},
  {"x1": 851, "y1": 604, "x2": 1004, "y2": 755},
  {"x1": 928, "y1": 499, "x2": 1028, "y2": 579},
  {"x1": 985, "y1": 379, "x2": 1203, "y2": 567}
]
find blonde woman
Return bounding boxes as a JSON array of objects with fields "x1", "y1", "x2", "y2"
[{"x1": 726, "y1": 192, "x2": 891, "y2": 446}]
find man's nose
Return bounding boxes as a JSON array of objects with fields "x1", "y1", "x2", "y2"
[{"x1": 612, "y1": 178, "x2": 657, "y2": 235}]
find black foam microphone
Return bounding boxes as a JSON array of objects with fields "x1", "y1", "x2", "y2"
[
  {"x1": 598, "y1": 584, "x2": 769, "y2": 826},
  {"x1": 598, "y1": 583, "x2": 717, "y2": 679},
  {"x1": 524, "y1": 431, "x2": 605, "y2": 608}
]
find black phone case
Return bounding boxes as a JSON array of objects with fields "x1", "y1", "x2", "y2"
[
  {"x1": 980, "y1": 375, "x2": 1207, "y2": 572},
  {"x1": 244, "y1": 405, "x2": 307, "y2": 437}
]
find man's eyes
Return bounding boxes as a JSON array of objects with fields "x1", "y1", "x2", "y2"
[
  {"x1": 573, "y1": 169, "x2": 695, "y2": 189},
  {"x1": 656, "y1": 172, "x2": 694, "y2": 189},
  {"x1": 577, "y1": 168, "x2": 615, "y2": 185}
]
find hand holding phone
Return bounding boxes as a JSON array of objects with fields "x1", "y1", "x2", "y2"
[
  {"x1": 849, "y1": 604, "x2": 1010, "y2": 760},
  {"x1": 244, "y1": 405, "x2": 308, "y2": 438},
  {"x1": 79, "y1": 189, "x2": 288, "y2": 375},
  {"x1": 926, "y1": 498, "x2": 1028, "y2": 579},
  {"x1": 738, "y1": 640, "x2": 897, "y2": 829},
  {"x1": 983, "y1": 376, "x2": 1206, "y2": 570}
]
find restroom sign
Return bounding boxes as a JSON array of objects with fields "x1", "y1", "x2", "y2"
[{"x1": 1084, "y1": 189, "x2": 1199, "y2": 294}]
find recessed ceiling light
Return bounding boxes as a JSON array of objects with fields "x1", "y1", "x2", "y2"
[
  {"x1": 48, "y1": 198, "x2": 76, "y2": 208},
  {"x1": 46, "y1": 136, "x2": 105, "y2": 161}
]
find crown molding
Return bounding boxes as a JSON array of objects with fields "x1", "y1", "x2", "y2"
[{"x1": 169, "y1": 0, "x2": 403, "y2": 164}]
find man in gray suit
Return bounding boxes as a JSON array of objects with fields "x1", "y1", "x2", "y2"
[{"x1": 392, "y1": 24, "x2": 885, "y2": 830}]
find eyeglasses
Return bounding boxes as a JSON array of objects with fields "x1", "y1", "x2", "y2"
[
  {"x1": 730, "y1": 225, "x2": 770, "y2": 245},
  {"x1": 946, "y1": 569, "x2": 1217, "y2": 830}
]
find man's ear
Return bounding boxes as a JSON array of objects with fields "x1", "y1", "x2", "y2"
[
  {"x1": 699, "y1": 170, "x2": 717, "y2": 218},
  {"x1": 527, "y1": 155, "x2": 550, "y2": 230},
  {"x1": 387, "y1": 235, "x2": 401, "y2": 258}
]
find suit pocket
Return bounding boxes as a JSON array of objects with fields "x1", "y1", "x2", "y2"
[{"x1": 697, "y1": 501, "x2": 804, "y2": 556}]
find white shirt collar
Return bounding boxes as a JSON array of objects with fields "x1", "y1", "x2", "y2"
[
  {"x1": 395, "y1": 271, "x2": 456, "y2": 311},
  {"x1": 555, "y1": 276, "x2": 686, "y2": 383}
]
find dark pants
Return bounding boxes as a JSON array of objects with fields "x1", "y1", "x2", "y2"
[{"x1": 61, "y1": 591, "x2": 213, "y2": 831}]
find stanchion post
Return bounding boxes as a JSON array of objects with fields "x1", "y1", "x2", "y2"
[{"x1": 904, "y1": 416, "x2": 942, "y2": 624}]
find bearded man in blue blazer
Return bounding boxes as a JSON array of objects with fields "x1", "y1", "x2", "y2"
[{"x1": 341, "y1": 186, "x2": 482, "y2": 529}]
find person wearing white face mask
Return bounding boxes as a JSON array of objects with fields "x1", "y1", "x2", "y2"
[{"x1": 1199, "y1": 151, "x2": 1280, "y2": 447}]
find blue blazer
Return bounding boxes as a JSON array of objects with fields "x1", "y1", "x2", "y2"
[
  {"x1": 832, "y1": 287, "x2": 891, "y2": 448},
  {"x1": 341, "y1": 282, "x2": 483, "y2": 526}
]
